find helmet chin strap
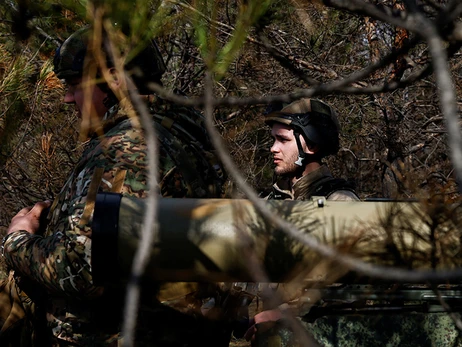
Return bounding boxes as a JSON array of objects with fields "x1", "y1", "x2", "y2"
[{"x1": 293, "y1": 130, "x2": 306, "y2": 167}]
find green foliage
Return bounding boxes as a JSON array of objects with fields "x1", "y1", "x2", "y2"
[
  {"x1": 192, "y1": 0, "x2": 273, "y2": 79},
  {"x1": 215, "y1": 0, "x2": 272, "y2": 77},
  {"x1": 193, "y1": 0, "x2": 213, "y2": 60}
]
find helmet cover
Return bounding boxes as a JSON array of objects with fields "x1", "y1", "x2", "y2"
[
  {"x1": 53, "y1": 27, "x2": 89, "y2": 80},
  {"x1": 265, "y1": 98, "x2": 340, "y2": 157},
  {"x1": 53, "y1": 26, "x2": 166, "y2": 90}
]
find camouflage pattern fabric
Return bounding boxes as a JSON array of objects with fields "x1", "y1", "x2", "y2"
[
  {"x1": 53, "y1": 26, "x2": 89, "y2": 80},
  {"x1": 1, "y1": 96, "x2": 230, "y2": 346},
  {"x1": 265, "y1": 314, "x2": 462, "y2": 347},
  {"x1": 305, "y1": 314, "x2": 462, "y2": 347},
  {"x1": 53, "y1": 26, "x2": 166, "y2": 89},
  {"x1": 261, "y1": 167, "x2": 462, "y2": 346},
  {"x1": 0, "y1": 272, "x2": 46, "y2": 347}
]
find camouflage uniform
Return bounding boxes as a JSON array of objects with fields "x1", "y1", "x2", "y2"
[
  {"x1": 2, "y1": 96, "x2": 235, "y2": 346},
  {"x1": 263, "y1": 167, "x2": 462, "y2": 346}
]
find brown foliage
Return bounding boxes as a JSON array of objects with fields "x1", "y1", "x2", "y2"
[{"x1": 0, "y1": 1, "x2": 460, "y2": 231}]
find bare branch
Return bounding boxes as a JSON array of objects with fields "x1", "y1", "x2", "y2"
[{"x1": 412, "y1": 12, "x2": 462, "y2": 192}]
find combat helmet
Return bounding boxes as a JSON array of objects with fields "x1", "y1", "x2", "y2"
[
  {"x1": 53, "y1": 26, "x2": 166, "y2": 93},
  {"x1": 265, "y1": 98, "x2": 340, "y2": 166}
]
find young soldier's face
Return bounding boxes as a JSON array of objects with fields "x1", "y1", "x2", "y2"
[
  {"x1": 63, "y1": 77, "x2": 109, "y2": 120},
  {"x1": 270, "y1": 123, "x2": 308, "y2": 176}
]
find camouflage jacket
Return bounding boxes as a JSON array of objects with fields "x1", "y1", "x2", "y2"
[{"x1": 2, "y1": 96, "x2": 232, "y2": 346}]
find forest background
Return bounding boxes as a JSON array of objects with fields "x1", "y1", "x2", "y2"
[
  {"x1": 1, "y1": 0, "x2": 461, "y2": 230},
  {"x1": 0, "y1": 0, "x2": 461, "y2": 345}
]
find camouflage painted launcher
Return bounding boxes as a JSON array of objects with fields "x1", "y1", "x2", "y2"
[{"x1": 92, "y1": 193, "x2": 462, "y2": 285}]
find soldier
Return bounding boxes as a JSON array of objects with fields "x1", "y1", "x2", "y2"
[
  {"x1": 1, "y1": 26, "x2": 234, "y2": 346},
  {"x1": 243, "y1": 98, "x2": 359, "y2": 344},
  {"x1": 246, "y1": 98, "x2": 461, "y2": 346}
]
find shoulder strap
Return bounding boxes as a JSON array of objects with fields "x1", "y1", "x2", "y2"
[
  {"x1": 79, "y1": 167, "x2": 105, "y2": 228},
  {"x1": 150, "y1": 98, "x2": 226, "y2": 197}
]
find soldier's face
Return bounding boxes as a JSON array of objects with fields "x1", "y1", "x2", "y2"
[
  {"x1": 270, "y1": 123, "x2": 308, "y2": 176},
  {"x1": 63, "y1": 77, "x2": 108, "y2": 120}
]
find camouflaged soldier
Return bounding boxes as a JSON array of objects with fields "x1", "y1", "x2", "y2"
[
  {"x1": 1, "y1": 26, "x2": 233, "y2": 346},
  {"x1": 246, "y1": 99, "x2": 462, "y2": 347}
]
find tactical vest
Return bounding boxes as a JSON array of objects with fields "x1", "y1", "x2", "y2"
[
  {"x1": 305, "y1": 177, "x2": 358, "y2": 199},
  {"x1": 269, "y1": 177, "x2": 358, "y2": 201},
  {"x1": 149, "y1": 96, "x2": 226, "y2": 198}
]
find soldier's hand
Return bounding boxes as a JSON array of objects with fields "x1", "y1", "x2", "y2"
[
  {"x1": 7, "y1": 201, "x2": 52, "y2": 235},
  {"x1": 244, "y1": 309, "x2": 282, "y2": 342}
]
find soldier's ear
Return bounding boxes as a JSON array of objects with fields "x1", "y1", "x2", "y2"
[
  {"x1": 299, "y1": 134, "x2": 319, "y2": 154},
  {"x1": 305, "y1": 143, "x2": 319, "y2": 155}
]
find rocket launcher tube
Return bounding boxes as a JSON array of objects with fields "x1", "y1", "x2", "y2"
[{"x1": 92, "y1": 193, "x2": 462, "y2": 286}]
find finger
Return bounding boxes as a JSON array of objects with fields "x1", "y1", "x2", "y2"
[
  {"x1": 13, "y1": 206, "x2": 33, "y2": 218},
  {"x1": 254, "y1": 309, "x2": 282, "y2": 324},
  {"x1": 28, "y1": 200, "x2": 51, "y2": 218}
]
